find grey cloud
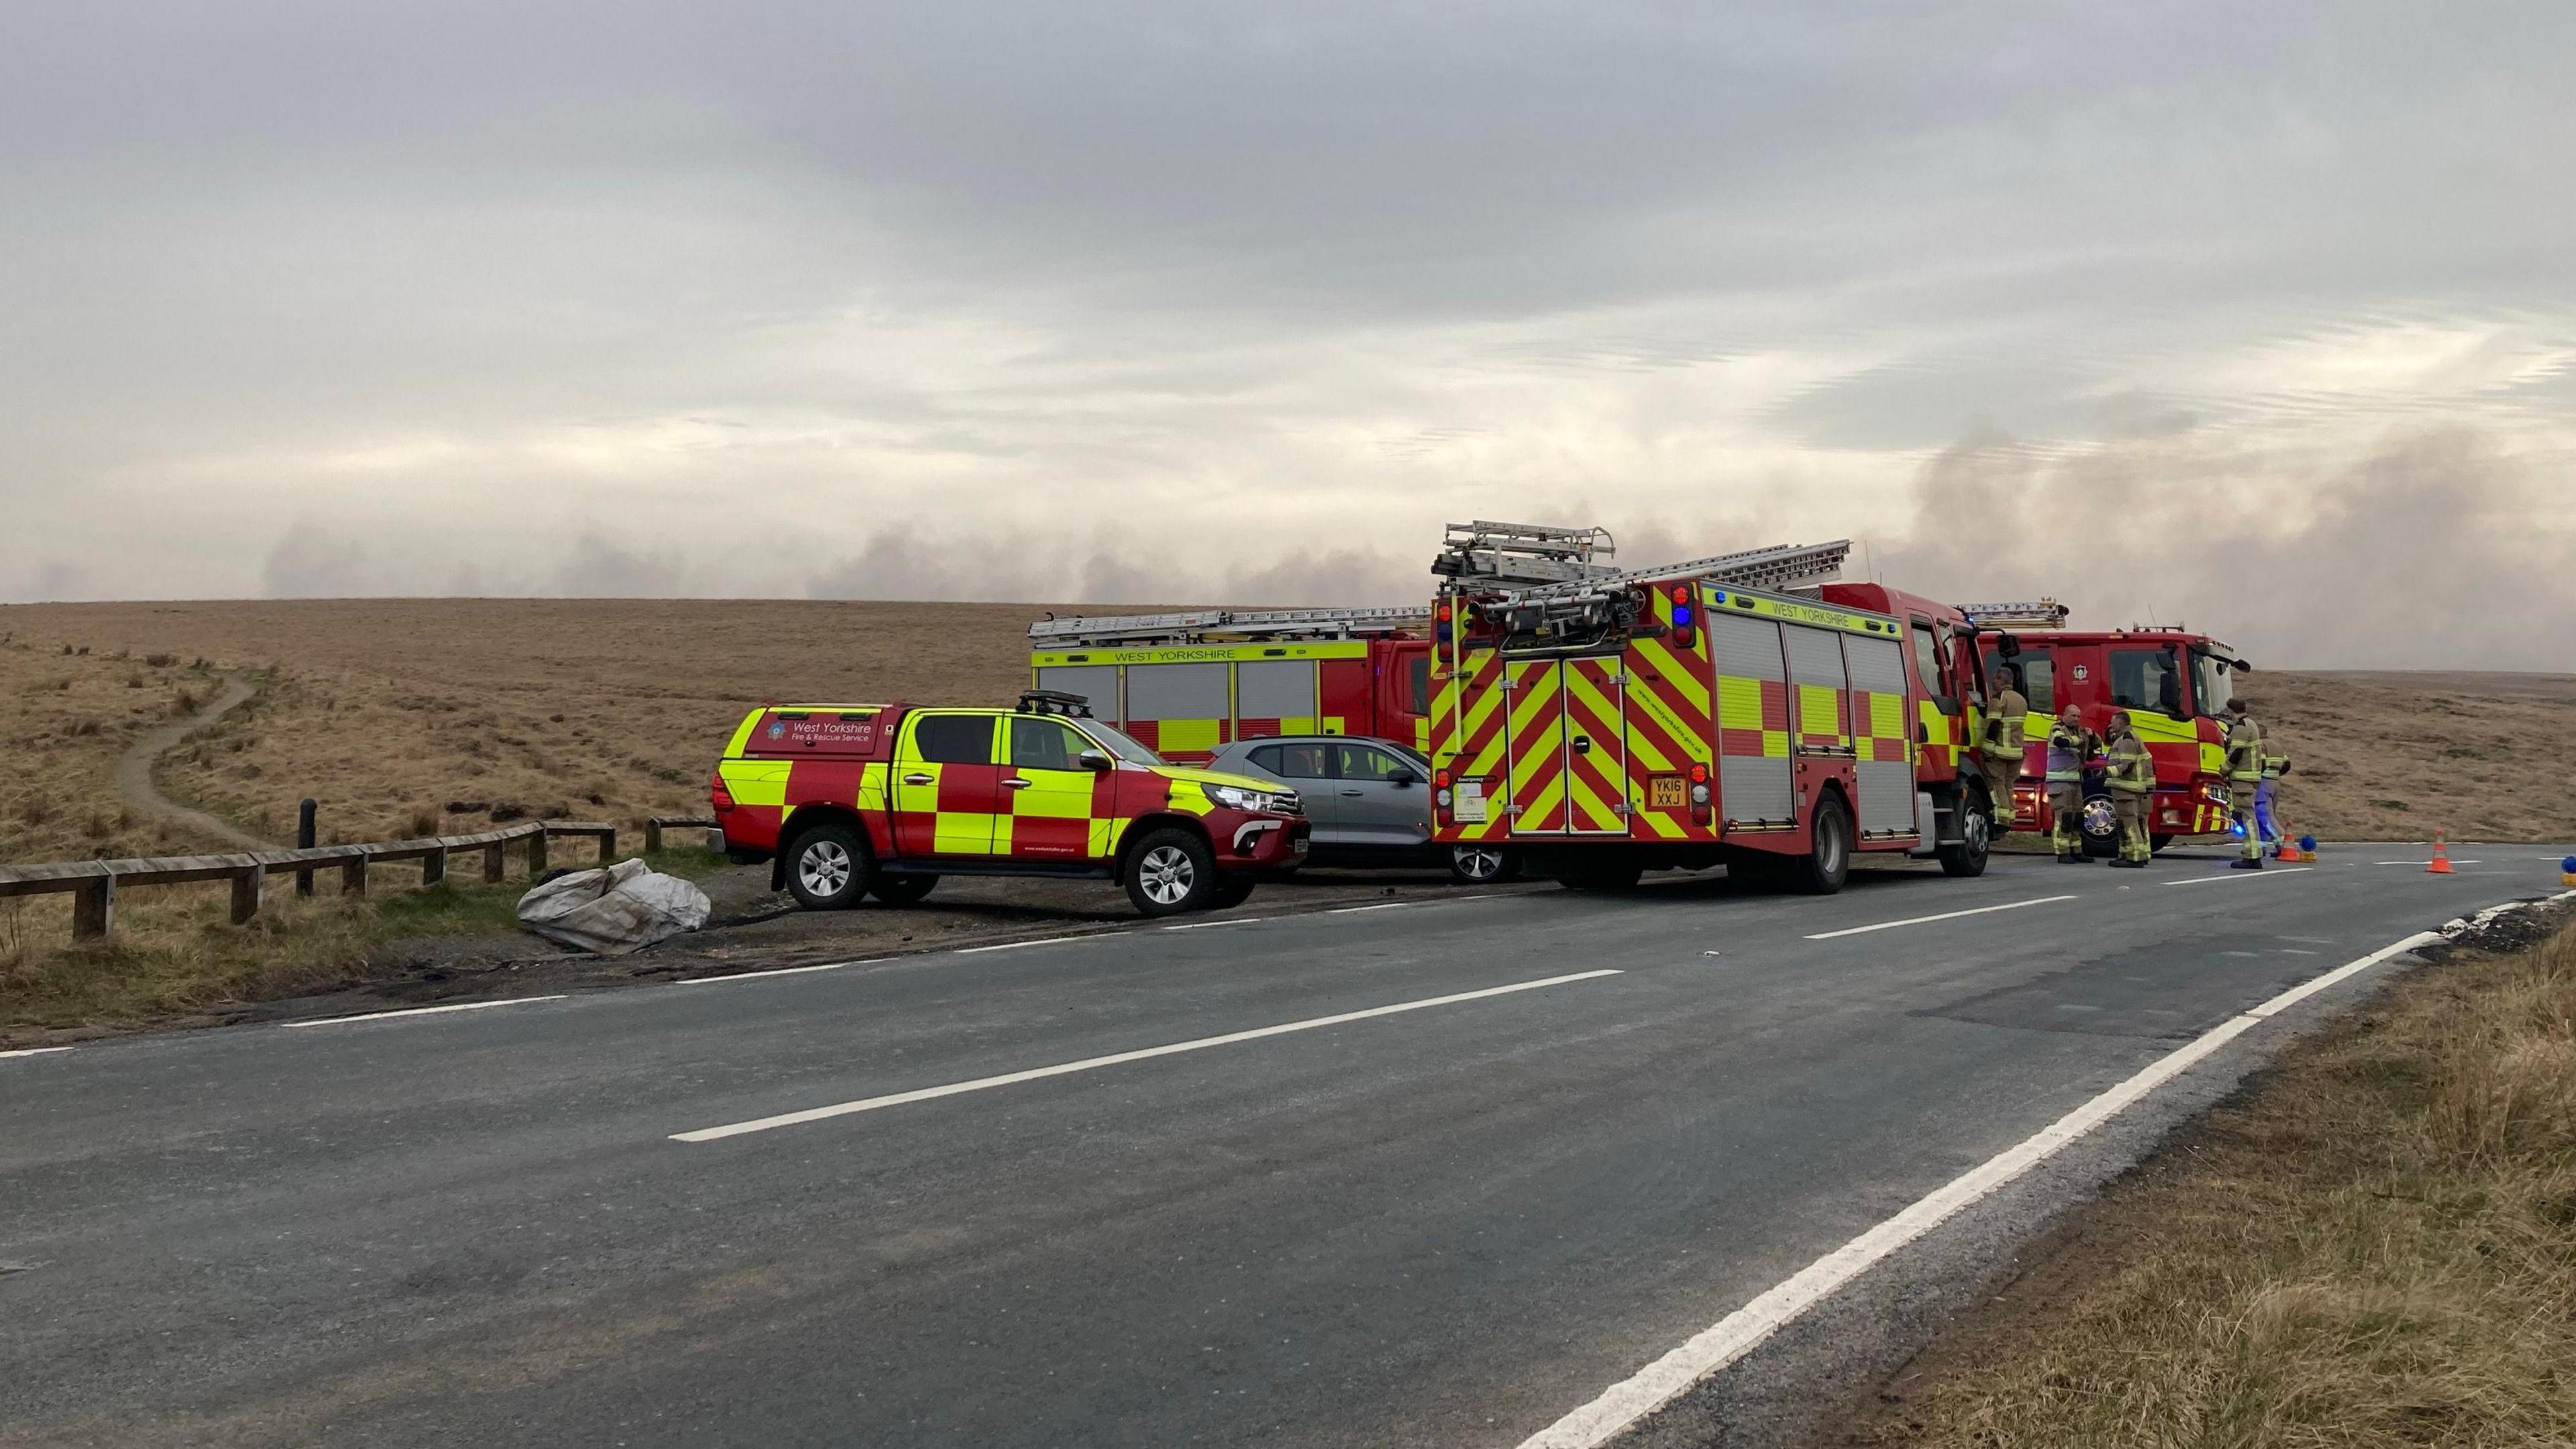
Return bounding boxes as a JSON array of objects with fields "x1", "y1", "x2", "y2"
[
  {"x1": 1872, "y1": 427, "x2": 2576, "y2": 671},
  {"x1": 260, "y1": 523, "x2": 375, "y2": 599}
]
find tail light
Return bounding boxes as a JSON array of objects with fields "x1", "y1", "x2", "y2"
[
  {"x1": 1435, "y1": 600, "x2": 1454, "y2": 645},
  {"x1": 710, "y1": 770, "x2": 735, "y2": 812},
  {"x1": 1687, "y1": 760, "x2": 1712, "y2": 823},
  {"x1": 1434, "y1": 767, "x2": 1452, "y2": 821},
  {"x1": 1669, "y1": 585, "x2": 1697, "y2": 649}
]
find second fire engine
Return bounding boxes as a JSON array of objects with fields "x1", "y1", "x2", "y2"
[{"x1": 1429, "y1": 540, "x2": 2001, "y2": 892}]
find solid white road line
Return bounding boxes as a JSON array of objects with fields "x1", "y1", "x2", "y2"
[
  {"x1": 1805, "y1": 895, "x2": 2076, "y2": 941},
  {"x1": 2159, "y1": 867, "x2": 2314, "y2": 887},
  {"x1": 1164, "y1": 916, "x2": 1273, "y2": 931},
  {"x1": 1, "y1": 1046, "x2": 73, "y2": 1061},
  {"x1": 1517, "y1": 914, "x2": 2496, "y2": 1449},
  {"x1": 954, "y1": 936, "x2": 1099, "y2": 954},
  {"x1": 1326, "y1": 901, "x2": 1414, "y2": 915},
  {"x1": 676, "y1": 958, "x2": 890, "y2": 985},
  {"x1": 286, "y1": 996, "x2": 568, "y2": 1028},
  {"x1": 672, "y1": 969, "x2": 1623, "y2": 1143}
]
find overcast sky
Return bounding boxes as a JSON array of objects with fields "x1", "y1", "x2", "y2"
[{"x1": 5, "y1": 1, "x2": 2571, "y2": 666}]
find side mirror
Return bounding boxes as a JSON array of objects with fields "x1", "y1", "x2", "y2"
[
  {"x1": 1387, "y1": 767, "x2": 1421, "y2": 787},
  {"x1": 1077, "y1": 750, "x2": 1113, "y2": 772}
]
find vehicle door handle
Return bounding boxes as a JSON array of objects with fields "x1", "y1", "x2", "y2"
[
  {"x1": 1002, "y1": 777, "x2": 1032, "y2": 789},
  {"x1": 1572, "y1": 736, "x2": 1592, "y2": 754},
  {"x1": 1340, "y1": 789, "x2": 1364, "y2": 796},
  {"x1": 903, "y1": 772, "x2": 934, "y2": 786}
]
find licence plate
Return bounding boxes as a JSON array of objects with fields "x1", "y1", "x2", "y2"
[
  {"x1": 1649, "y1": 775, "x2": 1686, "y2": 809},
  {"x1": 1291, "y1": 837, "x2": 1309, "y2": 855}
]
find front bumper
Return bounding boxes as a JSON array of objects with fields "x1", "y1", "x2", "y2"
[{"x1": 1222, "y1": 815, "x2": 1311, "y2": 871}]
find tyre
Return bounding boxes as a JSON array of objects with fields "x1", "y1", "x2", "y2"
[
  {"x1": 869, "y1": 873, "x2": 938, "y2": 906},
  {"x1": 1938, "y1": 787, "x2": 1993, "y2": 878},
  {"x1": 2080, "y1": 789, "x2": 2118, "y2": 859},
  {"x1": 785, "y1": 821, "x2": 871, "y2": 910},
  {"x1": 1123, "y1": 826, "x2": 1217, "y2": 917},
  {"x1": 1794, "y1": 794, "x2": 1854, "y2": 895},
  {"x1": 1446, "y1": 843, "x2": 1521, "y2": 885},
  {"x1": 1208, "y1": 875, "x2": 1257, "y2": 910}
]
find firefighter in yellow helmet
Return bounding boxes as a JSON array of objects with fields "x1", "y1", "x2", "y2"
[
  {"x1": 2104, "y1": 710, "x2": 2154, "y2": 869},
  {"x1": 2045, "y1": 704, "x2": 2099, "y2": 863},
  {"x1": 2223, "y1": 696, "x2": 2266, "y2": 869},
  {"x1": 1978, "y1": 662, "x2": 2029, "y2": 835}
]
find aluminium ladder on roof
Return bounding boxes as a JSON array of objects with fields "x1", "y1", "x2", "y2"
[
  {"x1": 1028, "y1": 604, "x2": 1432, "y2": 647},
  {"x1": 1496, "y1": 538, "x2": 1854, "y2": 604},
  {"x1": 1431, "y1": 520, "x2": 1620, "y2": 586},
  {"x1": 1957, "y1": 599, "x2": 2071, "y2": 629}
]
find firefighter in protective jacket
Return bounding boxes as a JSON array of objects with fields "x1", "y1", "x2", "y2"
[
  {"x1": 2045, "y1": 706, "x2": 2098, "y2": 863},
  {"x1": 2104, "y1": 710, "x2": 2154, "y2": 869},
  {"x1": 2223, "y1": 697, "x2": 2266, "y2": 869},
  {"x1": 1979, "y1": 665, "x2": 2029, "y2": 833}
]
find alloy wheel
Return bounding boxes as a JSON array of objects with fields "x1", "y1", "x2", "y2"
[
  {"x1": 1140, "y1": 844, "x2": 1196, "y2": 906},
  {"x1": 798, "y1": 839, "x2": 853, "y2": 898}
]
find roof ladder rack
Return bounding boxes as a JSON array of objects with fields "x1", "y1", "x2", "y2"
[
  {"x1": 1431, "y1": 520, "x2": 1620, "y2": 586},
  {"x1": 1029, "y1": 604, "x2": 1432, "y2": 647},
  {"x1": 1502, "y1": 538, "x2": 1853, "y2": 603},
  {"x1": 1957, "y1": 599, "x2": 2071, "y2": 629}
]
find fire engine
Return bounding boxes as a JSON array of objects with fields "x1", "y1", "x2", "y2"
[
  {"x1": 1026, "y1": 522, "x2": 1623, "y2": 762},
  {"x1": 1429, "y1": 540, "x2": 2002, "y2": 892},
  {"x1": 1963, "y1": 602, "x2": 2252, "y2": 856},
  {"x1": 709, "y1": 692, "x2": 1309, "y2": 918}
]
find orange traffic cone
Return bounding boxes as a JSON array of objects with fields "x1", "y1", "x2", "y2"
[{"x1": 2426, "y1": 830, "x2": 2454, "y2": 875}]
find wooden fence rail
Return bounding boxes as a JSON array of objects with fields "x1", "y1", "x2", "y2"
[
  {"x1": 644, "y1": 816, "x2": 718, "y2": 855},
  {"x1": 0, "y1": 821, "x2": 619, "y2": 941}
]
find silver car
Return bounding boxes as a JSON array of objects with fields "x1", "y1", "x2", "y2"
[{"x1": 1205, "y1": 735, "x2": 1521, "y2": 885}]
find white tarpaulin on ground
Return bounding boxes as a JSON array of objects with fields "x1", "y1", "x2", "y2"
[{"x1": 515, "y1": 859, "x2": 712, "y2": 955}]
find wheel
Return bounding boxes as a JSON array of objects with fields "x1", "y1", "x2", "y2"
[
  {"x1": 2080, "y1": 790, "x2": 2118, "y2": 859},
  {"x1": 1794, "y1": 794, "x2": 1853, "y2": 895},
  {"x1": 869, "y1": 873, "x2": 938, "y2": 906},
  {"x1": 785, "y1": 822, "x2": 871, "y2": 910},
  {"x1": 1123, "y1": 827, "x2": 1218, "y2": 917},
  {"x1": 1939, "y1": 788, "x2": 1992, "y2": 878},
  {"x1": 1447, "y1": 843, "x2": 1521, "y2": 885},
  {"x1": 1209, "y1": 875, "x2": 1257, "y2": 910}
]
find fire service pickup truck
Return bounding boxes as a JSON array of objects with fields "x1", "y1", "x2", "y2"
[{"x1": 710, "y1": 692, "x2": 1309, "y2": 917}]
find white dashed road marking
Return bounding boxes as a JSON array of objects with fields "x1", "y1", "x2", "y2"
[
  {"x1": 2159, "y1": 867, "x2": 2314, "y2": 887},
  {"x1": 676, "y1": 959, "x2": 890, "y2": 985},
  {"x1": 1805, "y1": 895, "x2": 2076, "y2": 941},
  {"x1": 1, "y1": 1046, "x2": 72, "y2": 1061},
  {"x1": 673, "y1": 969, "x2": 1623, "y2": 1143}
]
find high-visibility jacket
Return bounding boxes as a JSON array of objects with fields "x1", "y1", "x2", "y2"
[
  {"x1": 2262, "y1": 749, "x2": 2291, "y2": 780},
  {"x1": 1981, "y1": 687, "x2": 2028, "y2": 761},
  {"x1": 2045, "y1": 723, "x2": 2094, "y2": 784},
  {"x1": 2224, "y1": 717, "x2": 2265, "y2": 784},
  {"x1": 2106, "y1": 732, "x2": 2154, "y2": 794}
]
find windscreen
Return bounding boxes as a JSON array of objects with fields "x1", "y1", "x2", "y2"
[{"x1": 1078, "y1": 720, "x2": 1165, "y2": 766}]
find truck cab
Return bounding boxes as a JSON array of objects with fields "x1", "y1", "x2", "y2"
[{"x1": 1976, "y1": 627, "x2": 2247, "y2": 853}]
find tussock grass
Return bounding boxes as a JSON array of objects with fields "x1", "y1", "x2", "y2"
[{"x1": 1849, "y1": 920, "x2": 2576, "y2": 1448}]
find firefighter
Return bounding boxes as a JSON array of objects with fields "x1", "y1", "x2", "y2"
[
  {"x1": 2258, "y1": 738, "x2": 2293, "y2": 855},
  {"x1": 1978, "y1": 663, "x2": 2029, "y2": 834},
  {"x1": 2045, "y1": 705, "x2": 2098, "y2": 863},
  {"x1": 2223, "y1": 696, "x2": 2265, "y2": 869},
  {"x1": 2103, "y1": 710, "x2": 2154, "y2": 868}
]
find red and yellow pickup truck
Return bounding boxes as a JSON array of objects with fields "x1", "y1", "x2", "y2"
[{"x1": 711, "y1": 692, "x2": 1309, "y2": 917}]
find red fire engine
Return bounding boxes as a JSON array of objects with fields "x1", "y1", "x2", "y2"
[
  {"x1": 1964, "y1": 602, "x2": 2251, "y2": 855},
  {"x1": 1429, "y1": 541, "x2": 2002, "y2": 892}
]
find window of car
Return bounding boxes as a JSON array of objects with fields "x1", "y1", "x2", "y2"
[
  {"x1": 909, "y1": 713, "x2": 994, "y2": 764},
  {"x1": 1910, "y1": 620, "x2": 1951, "y2": 698},
  {"x1": 1010, "y1": 717, "x2": 1088, "y2": 771},
  {"x1": 1334, "y1": 743, "x2": 1409, "y2": 782},
  {"x1": 1264, "y1": 741, "x2": 1331, "y2": 779},
  {"x1": 1079, "y1": 721, "x2": 1165, "y2": 766},
  {"x1": 1407, "y1": 655, "x2": 1431, "y2": 714}
]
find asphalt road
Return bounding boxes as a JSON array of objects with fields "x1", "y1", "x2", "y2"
[{"x1": 5, "y1": 843, "x2": 2571, "y2": 1448}]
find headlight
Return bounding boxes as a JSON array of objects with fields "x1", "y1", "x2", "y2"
[{"x1": 1205, "y1": 782, "x2": 1295, "y2": 814}]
